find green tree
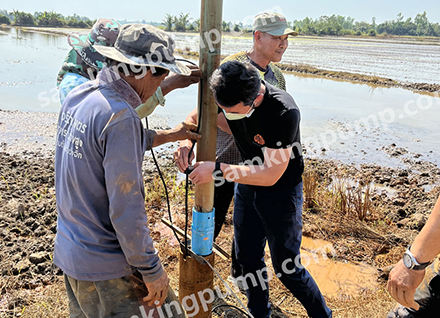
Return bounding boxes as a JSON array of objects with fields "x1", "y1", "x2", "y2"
[
  {"x1": 35, "y1": 11, "x2": 65, "y2": 27},
  {"x1": 192, "y1": 18, "x2": 200, "y2": 32},
  {"x1": 354, "y1": 21, "x2": 372, "y2": 34},
  {"x1": 0, "y1": 14, "x2": 11, "y2": 25},
  {"x1": 175, "y1": 12, "x2": 191, "y2": 32},
  {"x1": 368, "y1": 29, "x2": 377, "y2": 36},
  {"x1": 222, "y1": 20, "x2": 229, "y2": 32},
  {"x1": 162, "y1": 14, "x2": 175, "y2": 31},
  {"x1": 11, "y1": 10, "x2": 35, "y2": 26},
  {"x1": 0, "y1": 9, "x2": 13, "y2": 21},
  {"x1": 415, "y1": 11, "x2": 429, "y2": 36}
]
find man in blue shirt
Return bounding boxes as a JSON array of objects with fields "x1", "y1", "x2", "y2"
[{"x1": 54, "y1": 24, "x2": 200, "y2": 317}]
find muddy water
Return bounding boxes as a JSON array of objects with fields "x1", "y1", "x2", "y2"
[
  {"x1": 286, "y1": 74, "x2": 440, "y2": 167},
  {"x1": 0, "y1": 26, "x2": 70, "y2": 114},
  {"x1": 173, "y1": 33, "x2": 440, "y2": 84},
  {"x1": 300, "y1": 237, "x2": 378, "y2": 297},
  {"x1": 1, "y1": 26, "x2": 439, "y2": 169},
  {"x1": 153, "y1": 223, "x2": 379, "y2": 298}
]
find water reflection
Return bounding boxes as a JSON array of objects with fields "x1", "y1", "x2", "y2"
[
  {"x1": 287, "y1": 73, "x2": 440, "y2": 167},
  {"x1": 0, "y1": 27, "x2": 69, "y2": 113},
  {"x1": 0, "y1": 27, "x2": 439, "y2": 169}
]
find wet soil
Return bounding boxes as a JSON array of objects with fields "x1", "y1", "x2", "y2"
[{"x1": 1, "y1": 110, "x2": 439, "y2": 315}]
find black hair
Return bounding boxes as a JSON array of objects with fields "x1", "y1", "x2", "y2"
[
  {"x1": 105, "y1": 58, "x2": 169, "y2": 77},
  {"x1": 209, "y1": 61, "x2": 261, "y2": 107}
]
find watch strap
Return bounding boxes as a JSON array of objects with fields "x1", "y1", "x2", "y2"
[{"x1": 405, "y1": 246, "x2": 432, "y2": 270}]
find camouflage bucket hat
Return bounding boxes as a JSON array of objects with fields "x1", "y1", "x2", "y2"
[
  {"x1": 68, "y1": 18, "x2": 121, "y2": 69},
  {"x1": 94, "y1": 24, "x2": 191, "y2": 76},
  {"x1": 253, "y1": 12, "x2": 298, "y2": 36}
]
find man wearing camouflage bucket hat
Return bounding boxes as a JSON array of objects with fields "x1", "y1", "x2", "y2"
[
  {"x1": 175, "y1": 10, "x2": 298, "y2": 293},
  {"x1": 54, "y1": 23, "x2": 200, "y2": 318},
  {"x1": 57, "y1": 18, "x2": 201, "y2": 115},
  {"x1": 56, "y1": 18, "x2": 121, "y2": 103}
]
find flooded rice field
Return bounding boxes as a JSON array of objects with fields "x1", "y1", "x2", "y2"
[
  {"x1": 173, "y1": 33, "x2": 440, "y2": 84},
  {"x1": 1, "y1": 26, "x2": 439, "y2": 169}
]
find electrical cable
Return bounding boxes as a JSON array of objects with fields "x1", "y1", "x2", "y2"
[
  {"x1": 144, "y1": 117, "x2": 182, "y2": 247},
  {"x1": 144, "y1": 58, "x2": 202, "y2": 258},
  {"x1": 212, "y1": 305, "x2": 252, "y2": 318},
  {"x1": 145, "y1": 58, "x2": 252, "y2": 317}
]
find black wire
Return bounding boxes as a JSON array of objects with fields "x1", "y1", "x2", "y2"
[
  {"x1": 144, "y1": 117, "x2": 182, "y2": 247},
  {"x1": 212, "y1": 305, "x2": 252, "y2": 318},
  {"x1": 146, "y1": 59, "x2": 250, "y2": 317}
]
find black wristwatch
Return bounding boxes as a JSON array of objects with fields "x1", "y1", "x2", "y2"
[
  {"x1": 403, "y1": 246, "x2": 431, "y2": 270},
  {"x1": 213, "y1": 162, "x2": 223, "y2": 178}
]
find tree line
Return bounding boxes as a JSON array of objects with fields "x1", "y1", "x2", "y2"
[
  {"x1": 0, "y1": 10, "x2": 94, "y2": 28},
  {"x1": 1, "y1": 9, "x2": 438, "y2": 37},
  {"x1": 162, "y1": 13, "x2": 246, "y2": 33},
  {"x1": 161, "y1": 11, "x2": 440, "y2": 37},
  {"x1": 291, "y1": 12, "x2": 440, "y2": 37}
]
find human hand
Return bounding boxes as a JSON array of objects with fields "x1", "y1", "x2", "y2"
[
  {"x1": 143, "y1": 271, "x2": 169, "y2": 307},
  {"x1": 161, "y1": 66, "x2": 202, "y2": 95},
  {"x1": 174, "y1": 140, "x2": 195, "y2": 173},
  {"x1": 189, "y1": 161, "x2": 215, "y2": 185},
  {"x1": 171, "y1": 122, "x2": 201, "y2": 142},
  {"x1": 387, "y1": 260, "x2": 425, "y2": 310}
]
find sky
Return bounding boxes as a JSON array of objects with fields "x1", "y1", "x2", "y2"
[{"x1": 2, "y1": 0, "x2": 440, "y2": 24}]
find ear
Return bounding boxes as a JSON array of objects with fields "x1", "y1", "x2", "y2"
[
  {"x1": 255, "y1": 92, "x2": 264, "y2": 104},
  {"x1": 254, "y1": 31, "x2": 262, "y2": 43}
]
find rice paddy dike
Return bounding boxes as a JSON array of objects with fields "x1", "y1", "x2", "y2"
[
  {"x1": 7, "y1": 26, "x2": 440, "y2": 93},
  {"x1": 174, "y1": 48, "x2": 440, "y2": 93}
]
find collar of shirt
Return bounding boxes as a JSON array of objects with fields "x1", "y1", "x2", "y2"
[
  {"x1": 245, "y1": 53, "x2": 270, "y2": 74},
  {"x1": 97, "y1": 67, "x2": 142, "y2": 109}
]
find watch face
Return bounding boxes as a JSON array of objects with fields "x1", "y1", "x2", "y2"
[{"x1": 403, "y1": 253, "x2": 413, "y2": 269}]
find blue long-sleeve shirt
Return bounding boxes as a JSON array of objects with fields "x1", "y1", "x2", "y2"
[{"x1": 54, "y1": 67, "x2": 163, "y2": 283}]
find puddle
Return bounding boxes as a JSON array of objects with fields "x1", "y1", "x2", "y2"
[
  {"x1": 422, "y1": 183, "x2": 440, "y2": 193},
  {"x1": 300, "y1": 237, "x2": 378, "y2": 298},
  {"x1": 329, "y1": 176, "x2": 396, "y2": 201},
  {"x1": 375, "y1": 184, "x2": 398, "y2": 199}
]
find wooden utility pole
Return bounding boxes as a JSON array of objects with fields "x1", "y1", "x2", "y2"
[{"x1": 179, "y1": 1, "x2": 223, "y2": 318}]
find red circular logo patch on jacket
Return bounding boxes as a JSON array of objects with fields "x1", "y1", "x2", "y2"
[{"x1": 254, "y1": 134, "x2": 265, "y2": 146}]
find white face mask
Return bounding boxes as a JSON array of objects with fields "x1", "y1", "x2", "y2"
[{"x1": 222, "y1": 105, "x2": 255, "y2": 121}]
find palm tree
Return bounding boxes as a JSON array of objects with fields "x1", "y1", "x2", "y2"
[
  {"x1": 175, "y1": 13, "x2": 191, "y2": 32},
  {"x1": 162, "y1": 14, "x2": 175, "y2": 31}
]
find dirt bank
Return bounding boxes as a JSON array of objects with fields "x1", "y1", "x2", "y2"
[{"x1": 174, "y1": 48, "x2": 440, "y2": 94}]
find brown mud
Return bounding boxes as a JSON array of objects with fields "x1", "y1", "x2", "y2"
[{"x1": 1, "y1": 146, "x2": 439, "y2": 315}]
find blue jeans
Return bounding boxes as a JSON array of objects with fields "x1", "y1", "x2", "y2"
[{"x1": 233, "y1": 182, "x2": 332, "y2": 318}]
